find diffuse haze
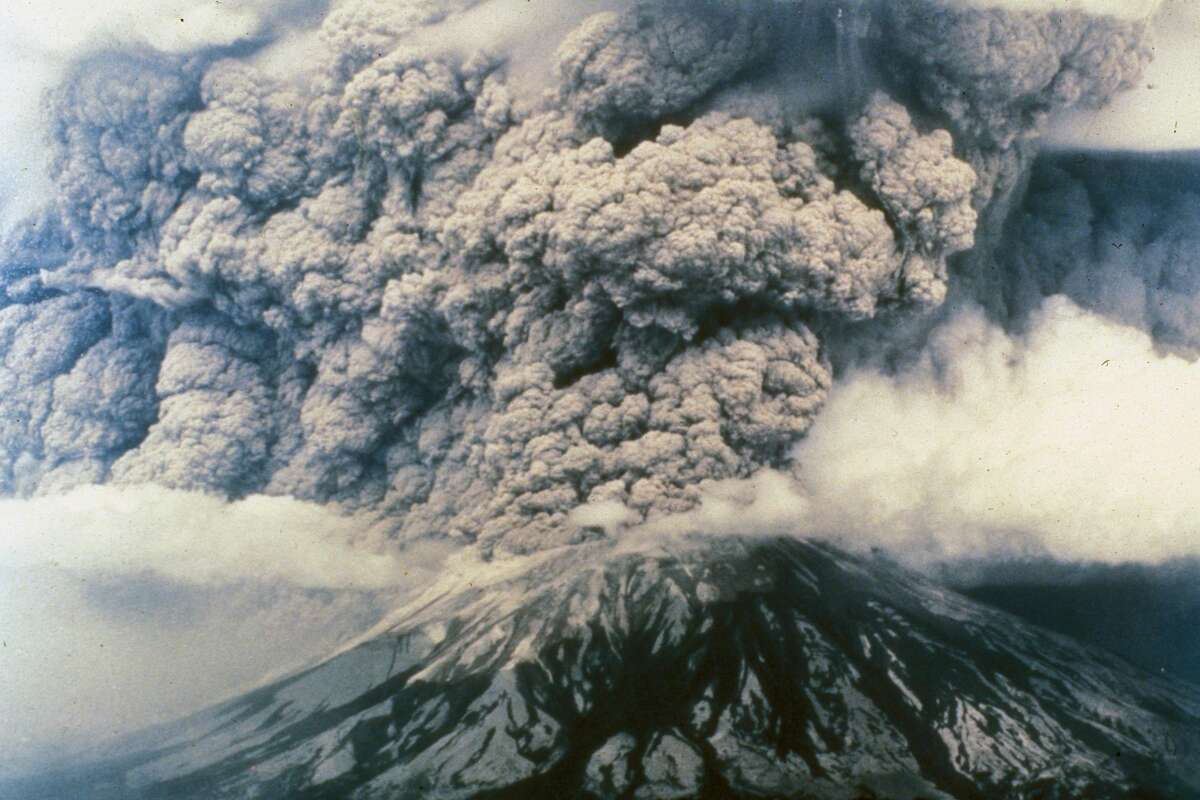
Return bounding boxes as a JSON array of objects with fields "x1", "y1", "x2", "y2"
[{"x1": 0, "y1": 0, "x2": 1160, "y2": 561}]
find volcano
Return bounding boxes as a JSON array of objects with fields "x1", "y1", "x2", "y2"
[{"x1": 10, "y1": 537, "x2": 1200, "y2": 800}]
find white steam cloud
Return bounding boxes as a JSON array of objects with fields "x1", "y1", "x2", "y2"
[
  {"x1": 795, "y1": 297, "x2": 1200, "y2": 564},
  {"x1": 0, "y1": 484, "x2": 406, "y2": 589}
]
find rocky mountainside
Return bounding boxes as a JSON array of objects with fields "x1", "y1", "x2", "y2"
[{"x1": 9, "y1": 537, "x2": 1200, "y2": 799}]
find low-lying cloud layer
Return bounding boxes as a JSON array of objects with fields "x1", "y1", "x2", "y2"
[
  {"x1": 1, "y1": 484, "x2": 406, "y2": 589},
  {"x1": 0, "y1": 484, "x2": 442, "y2": 776}
]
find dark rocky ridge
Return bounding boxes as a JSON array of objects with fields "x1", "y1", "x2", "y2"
[{"x1": 8, "y1": 536, "x2": 1200, "y2": 799}]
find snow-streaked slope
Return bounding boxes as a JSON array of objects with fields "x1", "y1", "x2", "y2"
[{"x1": 8, "y1": 537, "x2": 1200, "y2": 799}]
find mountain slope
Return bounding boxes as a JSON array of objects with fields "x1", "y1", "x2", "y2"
[{"x1": 10, "y1": 537, "x2": 1200, "y2": 799}]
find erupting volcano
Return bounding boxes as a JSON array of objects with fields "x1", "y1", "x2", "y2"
[{"x1": 3, "y1": 1, "x2": 1200, "y2": 798}]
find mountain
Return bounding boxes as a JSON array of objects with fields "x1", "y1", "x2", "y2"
[{"x1": 8, "y1": 537, "x2": 1200, "y2": 800}]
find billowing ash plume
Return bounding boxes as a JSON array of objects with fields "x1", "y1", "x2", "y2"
[{"x1": 0, "y1": 0, "x2": 1154, "y2": 556}]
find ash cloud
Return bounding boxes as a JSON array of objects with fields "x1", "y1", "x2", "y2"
[
  {"x1": 0, "y1": 0, "x2": 330, "y2": 228},
  {"x1": 3, "y1": 0, "x2": 1156, "y2": 561},
  {"x1": 1003, "y1": 152, "x2": 1200, "y2": 354},
  {"x1": 951, "y1": 0, "x2": 1162, "y2": 16}
]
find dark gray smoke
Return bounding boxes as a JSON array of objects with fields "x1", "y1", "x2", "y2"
[
  {"x1": 0, "y1": 0, "x2": 1155, "y2": 560},
  {"x1": 1003, "y1": 152, "x2": 1200, "y2": 352}
]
